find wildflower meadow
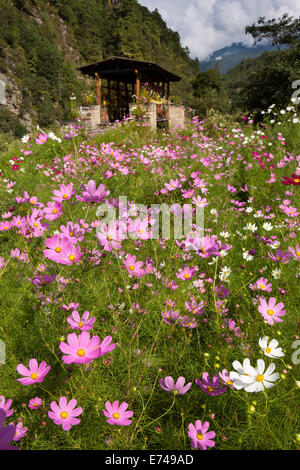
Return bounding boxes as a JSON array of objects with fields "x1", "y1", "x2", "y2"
[{"x1": 0, "y1": 107, "x2": 299, "y2": 451}]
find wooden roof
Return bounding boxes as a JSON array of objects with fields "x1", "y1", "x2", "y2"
[{"x1": 77, "y1": 56, "x2": 181, "y2": 83}]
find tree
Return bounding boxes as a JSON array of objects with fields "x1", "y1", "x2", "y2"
[
  {"x1": 192, "y1": 67, "x2": 229, "y2": 117},
  {"x1": 245, "y1": 14, "x2": 300, "y2": 50}
]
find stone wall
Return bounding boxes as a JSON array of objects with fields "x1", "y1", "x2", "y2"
[
  {"x1": 168, "y1": 105, "x2": 185, "y2": 129},
  {"x1": 79, "y1": 105, "x2": 101, "y2": 129}
]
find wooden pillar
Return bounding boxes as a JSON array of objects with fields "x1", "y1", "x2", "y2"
[
  {"x1": 135, "y1": 69, "x2": 140, "y2": 102},
  {"x1": 125, "y1": 82, "x2": 129, "y2": 116},
  {"x1": 116, "y1": 80, "x2": 121, "y2": 120},
  {"x1": 167, "y1": 81, "x2": 170, "y2": 100},
  {"x1": 95, "y1": 73, "x2": 101, "y2": 106},
  {"x1": 108, "y1": 80, "x2": 111, "y2": 121}
]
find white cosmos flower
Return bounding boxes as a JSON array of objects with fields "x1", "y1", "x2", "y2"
[
  {"x1": 259, "y1": 337, "x2": 284, "y2": 358},
  {"x1": 229, "y1": 358, "x2": 252, "y2": 390},
  {"x1": 240, "y1": 359, "x2": 279, "y2": 392},
  {"x1": 263, "y1": 222, "x2": 273, "y2": 231}
]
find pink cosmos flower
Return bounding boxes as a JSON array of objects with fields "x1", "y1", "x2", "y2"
[
  {"x1": 249, "y1": 277, "x2": 272, "y2": 292},
  {"x1": 43, "y1": 234, "x2": 83, "y2": 265},
  {"x1": 164, "y1": 179, "x2": 181, "y2": 191},
  {"x1": 13, "y1": 421, "x2": 28, "y2": 441},
  {"x1": 59, "y1": 332, "x2": 116, "y2": 364},
  {"x1": 188, "y1": 420, "x2": 216, "y2": 450},
  {"x1": 28, "y1": 397, "x2": 42, "y2": 410},
  {"x1": 218, "y1": 369, "x2": 235, "y2": 389},
  {"x1": 60, "y1": 222, "x2": 85, "y2": 243},
  {"x1": 48, "y1": 397, "x2": 82, "y2": 431},
  {"x1": 16, "y1": 359, "x2": 51, "y2": 385},
  {"x1": 67, "y1": 311, "x2": 96, "y2": 331},
  {"x1": 176, "y1": 266, "x2": 195, "y2": 281},
  {"x1": 0, "y1": 396, "x2": 14, "y2": 417},
  {"x1": 192, "y1": 196, "x2": 209, "y2": 208},
  {"x1": 185, "y1": 235, "x2": 220, "y2": 258},
  {"x1": 96, "y1": 221, "x2": 126, "y2": 251},
  {"x1": 43, "y1": 201, "x2": 63, "y2": 221},
  {"x1": 52, "y1": 183, "x2": 75, "y2": 203},
  {"x1": 61, "y1": 302, "x2": 79, "y2": 312},
  {"x1": 159, "y1": 376, "x2": 192, "y2": 395},
  {"x1": 258, "y1": 297, "x2": 286, "y2": 325},
  {"x1": 0, "y1": 409, "x2": 17, "y2": 450},
  {"x1": 35, "y1": 133, "x2": 48, "y2": 145},
  {"x1": 124, "y1": 254, "x2": 145, "y2": 277},
  {"x1": 102, "y1": 401, "x2": 133, "y2": 426}
]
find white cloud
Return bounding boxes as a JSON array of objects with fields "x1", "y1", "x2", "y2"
[{"x1": 138, "y1": 0, "x2": 300, "y2": 59}]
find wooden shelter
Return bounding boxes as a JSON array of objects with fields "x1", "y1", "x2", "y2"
[{"x1": 77, "y1": 56, "x2": 181, "y2": 122}]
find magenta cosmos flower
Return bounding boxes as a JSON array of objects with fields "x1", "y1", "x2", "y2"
[
  {"x1": 16, "y1": 359, "x2": 51, "y2": 385},
  {"x1": 258, "y1": 297, "x2": 286, "y2": 325},
  {"x1": 195, "y1": 372, "x2": 227, "y2": 396},
  {"x1": 102, "y1": 401, "x2": 133, "y2": 426},
  {"x1": 77, "y1": 180, "x2": 109, "y2": 203},
  {"x1": 67, "y1": 311, "x2": 96, "y2": 331},
  {"x1": 59, "y1": 332, "x2": 116, "y2": 364},
  {"x1": 0, "y1": 409, "x2": 17, "y2": 450},
  {"x1": 188, "y1": 420, "x2": 216, "y2": 450},
  {"x1": 159, "y1": 376, "x2": 192, "y2": 395},
  {"x1": 0, "y1": 396, "x2": 14, "y2": 417},
  {"x1": 48, "y1": 397, "x2": 82, "y2": 431}
]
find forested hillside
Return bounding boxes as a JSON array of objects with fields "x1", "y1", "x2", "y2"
[{"x1": 0, "y1": 0, "x2": 199, "y2": 134}]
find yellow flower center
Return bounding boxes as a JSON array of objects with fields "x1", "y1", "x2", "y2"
[
  {"x1": 107, "y1": 235, "x2": 113, "y2": 241},
  {"x1": 68, "y1": 255, "x2": 75, "y2": 261},
  {"x1": 69, "y1": 232, "x2": 74, "y2": 237},
  {"x1": 113, "y1": 412, "x2": 120, "y2": 419},
  {"x1": 78, "y1": 322, "x2": 84, "y2": 327},
  {"x1": 259, "y1": 284, "x2": 265, "y2": 289},
  {"x1": 52, "y1": 209, "x2": 57, "y2": 214},
  {"x1": 227, "y1": 380, "x2": 233, "y2": 385},
  {"x1": 196, "y1": 433, "x2": 204, "y2": 440},
  {"x1": 256, "y1": 374, "x2": 264, "y2": 382},
  {"x1": 129, "y1": 265, "x2": 135, "y2": 271},
  {"x1": 296, "y1": 251, "x2": 300, "y2": 257},
  {"x1": 55, "y1": 247, "x2": 61, "y2": 253},
  {"x1": 77, "y1": 348, "x2": 85, "y2": 357},
  {"x1": 207, "y1": 386, "x2": 214, "y2": 392},
  {"x1": 267, "y1": 309, "x2": 274, "y2": 316},
  {"x1": 294, "y1": 178, "x2": 299, "y2": 183},
  {"x1": 266, "y1": 347, "x2": 271, "y2": 353},
  {"x1": 60, "y1": 411, "x2": 68, "y2": 419},
  {"x1": 184, "y1": 273, "x2": 190, "y2": 279},
  {"x1": 33, "y1": 223, "x2": 39, "y2": 227},
  {"x1": 30, "y1": 372, "x2": 38, "y2": 380},
  {"x1": 201, "y1": 247, "x2": 206, "y2": 254},
  {"x1": 63, "y1": 194, "x2": 68, "y2": 199}
]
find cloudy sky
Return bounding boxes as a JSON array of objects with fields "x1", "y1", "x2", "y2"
[{"x1": 138, "y1": 0, "x2": 300, "y2": 60}]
